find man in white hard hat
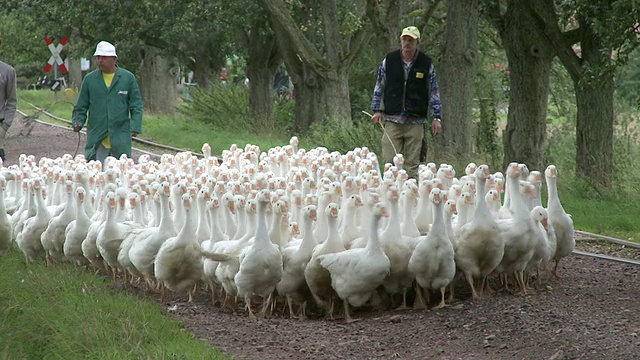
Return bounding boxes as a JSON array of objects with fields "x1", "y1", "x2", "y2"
[
  {"x1": 370, "y1": 26, "x2": 443, "y2": 180},
  {"x1": 72, "y1": 40, "x2": 143, "y2": 164}
]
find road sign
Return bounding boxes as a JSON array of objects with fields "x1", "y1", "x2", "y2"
[{"x1": 44, "y1": 36, "x2": 68, "y2": 74}]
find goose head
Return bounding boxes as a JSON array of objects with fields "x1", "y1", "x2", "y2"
[
  {"x1": 465, "y1": 162, "x2": 477, "y2": 176},
  {"x1": 429, "y1": 187, "x2": 443, "y2": 205},
  {"x1": 544, "y1": 164, "x2": 557, "y2": 179},
  {"x1": 303, "y1": 204, "x2": 317, "y2": 221},
  {"x1": 530, "y1": 205, "x2": 548, "y2": 230}
]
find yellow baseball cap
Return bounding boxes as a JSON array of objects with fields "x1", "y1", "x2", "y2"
[{"x1": 401, "y1": 26, "x2": 420, "y2": 40}]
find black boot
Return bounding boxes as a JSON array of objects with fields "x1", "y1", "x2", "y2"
[{"x1": 0, "y1": 148, "x2": 5, "y2": 162}]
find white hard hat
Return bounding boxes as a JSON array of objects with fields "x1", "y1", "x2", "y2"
[{"x1": 93, "y1": 41, "x2": 117, "y2": 57}]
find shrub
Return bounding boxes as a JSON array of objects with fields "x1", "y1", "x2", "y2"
[
  {"x1": 304, "y1": 117, "x2": 381, "y2": 156},
  {"x1": 178, "y1": 83, "x2": 251, "y2": 131}
]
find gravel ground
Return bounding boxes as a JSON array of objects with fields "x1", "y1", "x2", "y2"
[{"x1": 5, "y1": 115, "x2": 640, "y2": 360}]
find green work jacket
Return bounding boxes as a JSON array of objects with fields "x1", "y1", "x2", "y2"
[{"x1": 72, "y1": 66, "x2": 143, "y2": 160}]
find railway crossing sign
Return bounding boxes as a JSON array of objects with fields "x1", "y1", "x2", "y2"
[{"x1": 44, "y1": 36, "x2": 68, "y2": 74}]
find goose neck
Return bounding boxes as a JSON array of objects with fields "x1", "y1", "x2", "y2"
[
  {"x1": 158, "y1": 195, "x2": 175, "y2": 231},
  {"x1": 431, "y1": 201, "x2": 445, "y2": 233},
  {"x1": 0, "y1": 188, "x2": 5, "y2": 215},
  {"x1": 365, "y1": 214, "x2": 383, "y2": 251},
  {"x1": 254, "y1": 200, "x2": 270, "y2": 245},
  {"x1": 300, "y1": 216, "x2": 316, "y2": 249}
]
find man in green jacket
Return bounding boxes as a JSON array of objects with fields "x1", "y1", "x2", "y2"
[{"x1": 72, "y1": 40, "x2": 143, "y2": 164}]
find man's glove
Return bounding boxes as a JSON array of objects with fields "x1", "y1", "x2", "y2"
[{"x1": 73, "y1": 125, "x2": 82, "y2": 132}]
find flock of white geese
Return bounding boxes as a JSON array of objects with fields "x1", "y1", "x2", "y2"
[{"x1": 0, "y1": 137, "x2": 575, "y2": 322}]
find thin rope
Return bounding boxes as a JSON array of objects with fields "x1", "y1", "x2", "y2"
[
  {"x1": 73, "y1": 131, "x2": 81, "y2": 158},
  {"x1": 362, "y1": 110, "x2": 398, "y2": 155}
]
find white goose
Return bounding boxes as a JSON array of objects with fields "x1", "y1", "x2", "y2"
[
  {"x1": 234, "y1": 189, "x2": 283, "y2": 317},
  {"x1": 304, "y1": 202, "x2": 343, "y2": 317},
  {"x1": 12, "y1": 178, "x2": 36, "y2": 244},
  {"x1": 379, "y1": 185, "x2": 419, "y2": 309},
  {"x1": 154, "y1": 193, "x2": 208, "y2": 302},
  {"x1": 96, "y1": 191, "x2": 136, "y2": 279},
  {"x1": 201, "y1": 196, "x2": 229, "y2": 304},
  {"x1": 63, "y1": 186, "x2": 91, "y2": 265},
  {"x1": 525, "y1": 205, "x2": 555, "y2": 285},
  {"x1": 40, "y1": 179, "x2": 76, "y2": 265},
  {"x1": 495, "y1": 163, "x2": 539, "y2": 295},
  {"x1": 317, "y1": 202, "x2": 391, "y2": 322},
  {"x1": 82, "y1": 183, "x2": 118, "y2": 270},
  {"x1": 454, "y1": 165, "x2": 505, "y2": 299},
  {"x1": 277, "y1": 204, "x2": 318, "y2": 318},
  {"x1": 2, "y1": 168, "x2": 22, "y2": 216},
  {"x1": 544, "y1": 165, "x2": 575, "y2": 276},
  {"x1": 399, "y1": 181, "x2": 421, "y2": 237},
  {"x1": 16, "y1": 177, "x2": 50, "y2": 264},
  {"x1": 409, "y1": 187, "x2": 456, "y2": 309},
  {"x1": 268, "y1": 198, "x2": 289, "y2": 250},
  {"x1": 443, "y1": 199, "x2": 458, "y2": 248},
  {"x1": 0, "y1": 174, "x2": 11, "y2": 255},
  {"x1": 212, "y1": 198, "x2": 258, "y2": 309},
  {"x1": 338, "y1": 194, "x2": 363, "y2": 248},
  {"x1": 117, "y1": 193, "x2": 148, "y2": 282},
  {"x1": 414, "y1": 179, "x2": 435, "y2": 235},
  {"x1": 129, "y1": 181, "x2": 177, "y2": 287},
  {"x1": 451, "y1": 191, "x2": 473, "y2": 238},
  {"x1": 194, "y1": 186, "x2": 211, "y2": 243}
]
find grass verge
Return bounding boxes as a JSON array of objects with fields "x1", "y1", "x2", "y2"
[{"x1": 0, "y1": 250, "x2": 228, "y2": 359}]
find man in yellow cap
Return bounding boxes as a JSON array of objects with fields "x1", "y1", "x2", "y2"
[
  {"x1": 72, "y1": 40, "x2": 143, "y2": 164},
  {"x1": 370, "y1": 26, "x2": 442, "y2": 180}
]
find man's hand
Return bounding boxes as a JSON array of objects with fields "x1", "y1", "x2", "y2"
[
  {"x1": 431, "y1": 118, "x2": 442, "y2": 136},
  {"x1": 73, "y1": 125, "x2": 82, "y2": 132},
  {"x1": 131, "y1": 131, "x2": 139, "y2": 137},
  {"x1": 371, "y1": 111, "x2": 384, "y2": 124}
]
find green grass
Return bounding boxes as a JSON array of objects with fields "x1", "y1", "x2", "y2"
[
  {"x1": 0, "y1": 249, "x2": 227, "y2": 359},
  {"x1": 142, "y1": 114, "x2": 289, "y2": 155},
  {"x1": 19, "y1": 89, "x2": 77, "y2": 119}
]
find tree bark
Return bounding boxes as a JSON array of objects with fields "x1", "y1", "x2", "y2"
[
  {"x1": 245, "y1": 21, "x2": 280, "y2": 131},
  {"x1": 191, "y1": 53, "x2": 216, "y2": 91},
  {"x1": 575, "y1": 78, "x2": 614, "y2": 189},
  {"x1": 573, "y1": 17, "x2": 614, "y2": 189},
  {"x1": 498, "y1": 0, "x2": 555, "y2": 171},
  {"x1": 139, "y1": 49, "x2": 177, "y2": 115},
  {"x1": 437, "y1": 0, "x2": 479, "y2": 159}
]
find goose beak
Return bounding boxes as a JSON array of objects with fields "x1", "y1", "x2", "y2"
[{"x1": 541, "y1": 218, "x2": 548, "y2": 231}]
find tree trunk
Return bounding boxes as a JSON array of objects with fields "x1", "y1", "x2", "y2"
[
  {"x1": 245, "y1": 20, "x2": 280, "y2": 131},
  {"x1": 574, "y1": 79, "x2": 614, "y2": 189},
  {"x1": 139, "y1": 50, "x2": 177, "y2": 115},
  {"x1": 572, "y1": 16, "x2": 614, "y2": 190},
  {"x1": 288, "y1": 66, "x2": 351, "y2": 134},
  {"x1": 478, "y1": 97, "x2": 501, "y2": 170},
  {"x1": 191, "y1": 53, "x2": 216, "y2": 91},
  {"x1": 499, "y1": 0, "x2": 554, "y2": 171},
  {"x1": 247, "y1": 68, "x2": 276, "y2": 131},
  {"x1": 437, "y1": 0, "x2": 479, "y2": 159}
]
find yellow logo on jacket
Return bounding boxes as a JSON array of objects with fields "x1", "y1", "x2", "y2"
[{"x1": 416, "y1": 72, "x2": 424, "y2": 79}]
